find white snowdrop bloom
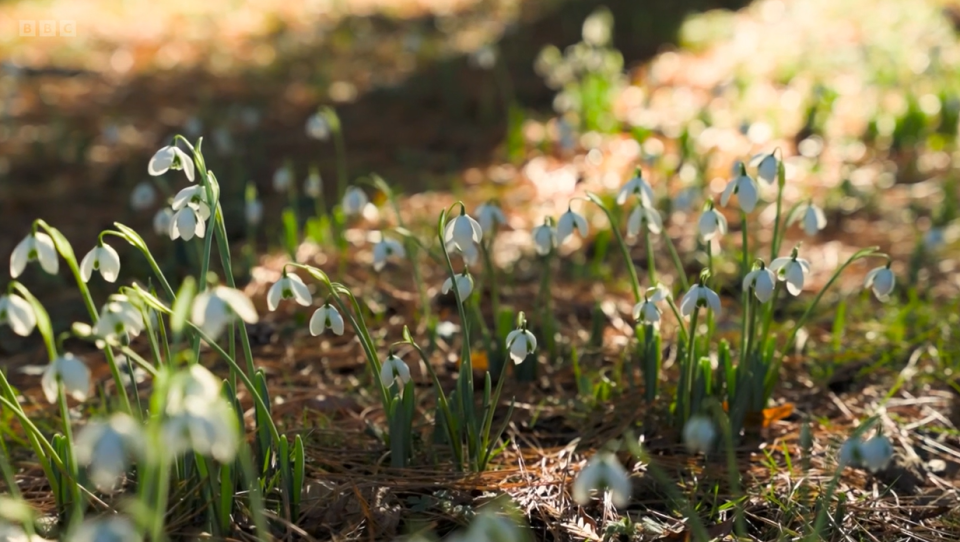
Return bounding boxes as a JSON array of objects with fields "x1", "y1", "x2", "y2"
[
  {"x1": 380, "y1": 354, "x2": 411, "y2": 388},
  {"x1": 169, "y1": 206, "x2": 206, "y2": 241},
  {"x1": 581, "y1": 7, "x2": 613, "y2": 47},
  {"x1": 309, "y1": 304, "x2": 344, "y2": 336},
  {"x1": 789, "y1": 202, "x2": 827, "y2": 236},
  {"x1": 697, "y1": 205, "x2": 728, "y2": 241},
  {"x1": 304, "y1": 172, "x2": 322, "y2": 198},
  {"x1": 245, "y1": 198, "x2": 263, "y2": 226},
  {"x1": 0, "y1": 521, "x2": 51, "y2": 542},
  {"x1": 94, "y1": 296, "x2": 145, "y2": 346},
  {"x1": 864, "y1": 265, "x2": 896, "y2": 302},
  {"x1": 572, "y1": 453, "x2": 631, "y2": 507},
  {"x1": 442, "y1": 273, "x2": 474, "y2": 299},
  {"x1": 0, "y1": 294, "x2": 36, "y2": 337},
  {"x1": 272, "y1": 166, "x2": 292, "y2": 193},
  {"x1": 505, "y1": 327, "x2": 537, "y2": 364},
  {"x1": 469, "y1": 45, "x2": 497, "y2": 70},
  {"x1": 341, "y1": 186, "x2": 369, "y2": 217},
  {"x1": 455, "y1": 512, "x2": 526, "y2": 542},
  {"x1": 633, "y1": 286, "x2": 668, "y2": 327},
  {"x1": 616, "y1": 172, "x2": 655, "y2": 207},
  {"x1": 720, "y1": 171, "x2": 759, "y2": 213},
  {"x1": 444, "y1": 212, "x2": 484, "y2": 256},
  {"x1": 153, "y1": 208, "x2": 173, "y2": 236},
  {"x1": 923, "y1": 227, "x2": 945, "y2": 251},
  {"x1": 770, "y1": 253, "x2": 812, "y2": 296},
  {"x1": 305, "y1": 113, "x2": 330, "y2": 141},
  {"x1": 680, "y1": 283, "x2": 721, "y2": 317},
  {"x1": 171, "y1": 185, "x2": 212, "y2": 220},
  {"x1": 267, "y1": 273, "x2": 312, "y2": 311},
  {"x1": 372, "y1": 238, "x2": 406, "y2": 271},
  {"x1": 859, "y1": 435, "x2": 893, "y2": 473},
  {"x1": 129, "y1": 181, "x2": 157, "y2": 210},
  {"x1": 69, "y1": 516, "x2": 141, "y2": 542},
  {"x1": 682, "y1": 415, "x2": 717, "y2": 454},
  {"x1": 627, "y1": 205, "x2": 663, "y2": 236},
  {"x1": 191, "y1": 286, "x2": 259, "y2": 340},
  {"x1": 838, "y1": 437, "x2": 862, "y2": 468},
  {"x1": 148, "y1": 145, "x2": 195, "y2": 182},
  {"x1": 556, "y1": 207, "x2": 589, "y2": 244},
  {"x1": 80, "y1": 244, "x2": 121, "y2": 283},
  {"x1": 162, "y1": 365, "x2": 239, "y2": 463},
  {"x1": 41, "y1": 353, "x2": 90, "y2": 404},
  {"x1": 10, "y1": 232, "x2": 59, "y2": 278},
  {"x1": 756, "y1": 153, "x2": 778, "y2": 185},
  {"x1": 742, "y1": 265, "x2": 777, "y2": 303},
  {"x1": 532, "y1": 221, "x2": 558, "y2": 255},
  {"x1": 74, "y1": 413, "x2": 143, "y2": 492}
]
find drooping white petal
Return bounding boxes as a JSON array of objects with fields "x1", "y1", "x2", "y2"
[
  {"x1": 98, "y1": 245, "x2": 121, "y2": 283},
  {"x1": 80, "y1": 248, "x2": 96, "y2": 283},
  {"x1": 32, "y1": 233, "x2": 59, "y2": 275},
  {"x1": 475, "y1": 203, "x2": 506, "y2": 232},
  {"x1": 41, "y1": 353, "x2": 90, "y2": 404},
  {"x1": 214, "y1": 286, "x2": 258, "y2": 324},
  {"x1": 342, "y1": 186, "x2": 369, "y2": 216},
  {"x1": 309, "y1": 306, "x2": 343, "y2": 336},
  {"x1": 736, "y1": 176, "x2": 758, "y2": 213},
  {"x1": 10, "y1": 235, "x2": 32, "y2": 278},
  {"x1": 0, "y1": 294, "x2": 37, "y2": 337},
  {"x1": 783, "y1": 261, "x2": 805, "y2": 296},
  {"x1": 859, "y1": 436, "x2": 893, "y2": 472},
  {"x1": 801, "y1": 204, "x2": 827, "y2": 236},
  {"x1": 147, "y1": 146, "x2": 175, "y2": 176},
  {"x1": 532, "y1": 224, "x2": 557, "y2": 255},
  {"x1": 679, "y1": 287, "x2": 698, "y2": 316},
  {"x1": 683, "y1": 415, "x2": 716, "y2": 454},
  {"x1": 757, "y1": 154, "x2": 778, "y2": 184},
  {"x1": 720, "y1": 178, "x2": 736, "y2": 208},
  {"x1": 866, "y1": 267, "x2": 895, "y2": 301},
  {"x1": 267, "y1": 281, "x2": 284, "y2": 311},
  {"x1": 572, "y1": 454, "x2": 632, "y2": 508},
  {"x1": 704, "y1": 287, "x2": 721, "y2": 315},
  {"x1": 769, "y1": 257, "x2": 791, "y2": 272}
]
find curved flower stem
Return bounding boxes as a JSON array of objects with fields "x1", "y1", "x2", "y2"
[
  {"x1": 57, "y1": 386, "x2": 83, "y2": 520},
  {"x1": 103, "y1": 227, "x2": 176, "y2": 300},
  {"x1": 212, "y1": 205, "x2": 256, "y2": 377},
  {"x1": 586, "y1": 193, "x2": 641, "y2": 303},
  {"x1": 740, "y1": 211, "x2": 749, "y2": 278},
  {"x1": 770, "y1": 157, "x2": 786, "y2": 261},
  {"x1": 663, "y1": 232, "x2": 689, "y2": 291},
  {"x1": 678, "y1": 309, "x2": 700, "y2": 426},
  {"x1": 644, "y1": 229, "x2": 657, "y2": 284}
]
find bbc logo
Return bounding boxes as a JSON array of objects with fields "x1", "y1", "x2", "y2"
[{"x1": 19, "y1": 20, "x2": 76, "y2": 37}]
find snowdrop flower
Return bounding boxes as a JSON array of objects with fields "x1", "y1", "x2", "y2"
[
  {"x1": 148, "y1": 145, "x2": 195, "y2": 182},
  {"x1": 532, "y1": 219, "x2": 558, "y2": 255},
  {"x1": 572, "y1": 452, "x2": 631, "y2": 507},
  {"x1": 864, "y1": 264, "x2": 895, "y2": 302},
  {"x1": 129, "y1": 181, "x2": 157, "y2": 210},
  {"x1": 172, "y1": 185, "x2": 211, "y2": 220},
  {"x1": 506, "y1": 325, "x2": 537, "y2": 364},
  {"x1": 162, "y1": 365, "x2": 239, "y2": 463},
  {"x1": 305, "y1": 113, "x2": 330, "y2": 140},
  {"x1": 69, "y1": 516, "x2": 141, "y2": 542},
  {"x1": 556, "y1": 206, "x2": 589, "y2": 244},
  {"x1": 770, "y1": 249, "x2": 811, "y2": 296},
  {"x1": 380, "y1": 354, "x2": 411, "y2": 388},
  {"x1": 372, "y1": 237, "x2": 406, "y2": 271},
  {"x1": 304, "y1": 171, "x2": 322, "y2": 198},
  {"x1": 680, "y1": 281, "x2": 721, "y2": 317},
  {"x1": 80, "y1": 243, "x2": 121, "y2": 283},
  {"x1": 683, "y1": 415, "x2": 717, "y2": 454},
  {"x1": 756, "y1": 152, "x2": 778, "y2": 185},
  {"x1": 453, "y1": 512, "x2": 527, "y2": 542},
  {"x1": 627, "y1": 205, "x2": 663, "y2": 236},
  {"x1": 617, "y1": 170, "x2": 654, "y2": 207},
  {"x1": 632, "y1": 285, "x2": 668, "y2": 327},
  {"x1": 192, "y1": 286, "x2": 259, "y2": 340},
  {"x1": 469, "y1": 45, "x2": 497, "y2": 70},
  {"x1": 444, "y1": 210, "x2": 484, "y2": 257},
  {"x1": 272, "y1": 166, "x2": 292, "y2": 193},
  {"x1": 859, "y1": 435, "x2": 893, "y2": 472},
  {"x1": 153, "y1": 208, "x2": 173, "y2": 236},
  {"x1": 41, "y1": 353, "x2": 90, "y2": 404},
  {"x1": 442, "y1": 272, "x2": 474, "y2": 299},
  {"x1": 341, "y1": 186, "x2": 369, "y2": 217},
  {"x1": 74, "y1": 413, "x2": 143, "y2": 492},
  {"x1": 309, "y1": 304, "x2": 344, "y2": 336},
  {"x1": 245, "y1": 198, "x2": 263, "y2": 226},
  {"x1": 789, "y1": 202, "x2": 826, "y2": 236},
  {"x1": 0, "y1": 294, "x2": 36, "y2": 337},
  {"x1": 697, "y1": 202, "x2": 728, "y2": 241},
  {"x1": 581, "y1": 6, "x2": 613, "y2": 47},
  {"x1": 0, "y1": 521, "x2": 51, "y2": 542},
  {"x1": 742, "y1": 262, "x2": 777, "y2": 303},
  {"x1": 923, "y1": 227, "x2": 945, "y2": 251},
  {"x1": 838, "y1": 437, "x2": 862, "y2": 468},
  {"x1": 94, "y1": 297, "x2": 144, "y2": 346},
  {"x1": 720, "y1": 166, "x2": 759, "y2": 213},
  {"x1": 267, "y1": 272, "x2": 312, "y2": 311},
  {"x1": 10, "y1": 232, "x2": 59, "y2": 278},
  {"x1": 169, "y1": 206, "x2": 206, "y2": 241}
]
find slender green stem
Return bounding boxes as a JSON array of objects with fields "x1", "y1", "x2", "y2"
[
  {"x1": 480, "y1": 235, "x2": 500, "y2": 320},
  {"x1": 663, "y1": 227, "x2": 689, "y2": 291},
  {"x1": 644, "y1": 229, "x2": 657, "y2": 284},
  {"x1": 740, "y1": 211, "x2": 749, "y2": 278},
  {"x1": 57, "y1": 386, "x2": 83, "y2": 520},
  {"x1": 586, "y1": 194, "x2": 641, "y2": 303},
  {"x1": 680, "y1": 309, "x2": 700, "y2": 425}
]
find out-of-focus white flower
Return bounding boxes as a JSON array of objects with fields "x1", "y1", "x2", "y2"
[
  {"x1": 93, "y1": 296, "x2": 144, "y2": 347},
  {"x1": 617, "y1": 172, "x2": 654, "y2": 207},
  {"x1": 770, "y1": 251, "x2": 811, "y2": 296},
  {"x1": 169, "y1": 206, "x2": 206, "y2": 241},
  {"x1": 581, "y1": 6, "x2": 613, "y2": 47},
  {"x1": 75, "y1": 413, "x2": 143, "y2": 492},
  {"x1": 0, "y1": 294, "x2": 36, "y2": 337},
  {"x1": 305, "y1": 113, "x2": 330, "y2": 141},
  {"x1": 372, "y1": 237, "x2": 406, "y2": 271},
  {"x1": 556, "y1": 207, "x2": 589, "y2": 244},
  {"x1": 451, "y1": 512, "x2": 528, "y2": 542},
  {"x1": 697, "y1": 204, "x2": 728, "y2": 241},
  {"x1": 41, "y1": 353, "x2": 90, "y2": 404},
  {"x1": 272, "y1": 166, "x2": 292, "y2": 193},
  {"x1": 442, "y1": 272, "x2": 474, "y2": 299},
  {"x1": 469, "y1": 45, "x2": 497, "y2": 70},
  {"x1": 304, "y1": 171, "x2": 322, "y2": 198},
  {"x1": 444, "y1": 212, "x2": 484, "y2": 258},
  {"x1": 0, "y1": 521, "x2": 52, "y2": 542},
  {"x1": 572, "y1": 453, "x2": 631, "y2": 507},
  {"x1": 632, "y1": 285, "x2": 668, "y2": 327},
  {"x1": 923, "y1": 227, "x2": 945, "y2": 251},
  {"x1": 245, "y1": 198, "x2": 263, "y2": 226},
  {"x1": 789, "y1": 202, "x2": 827, "y2": 236},
  {"x1": 153, "y1": 208, "x2": 173, "y2": 236},
  {"x1": 380, "y1": 354, "x2": 411, "y2": 388},
  {"x1": 267, "y1": 273, "x2": 312, "y2": 311},
  {"x1": 756, "y1": 153, "x2": 778, "y2": 185},
  {"x1": 627, "y1": 205, "x2": 663, "y2": 236},
  {"x1": 341, "y1": 186, "x2": 369, "y2": 217},
  {"x1": 129, "y1": 181, "x2": 157, "y2": 210},
  {"x1": 10, "y1": 232, "x2": 59, "y2": 278},
  {"x1": 148, "y1": 145, "x2": 195, "y2": 182},
  {"x1": 743, "y1": 264, "x2": 777, "y2": 303},
  {"x1": 683, "y1": 415, "x2": 717, "y2": 454},
  {"x1": 69, "y1": 516, "x2": 141, "y2": 542},
  {"x1": 838, "y1": 437, "x2": 862, "y2": 468},
  {"x1": 859, "y1": 435, "x2": 893, "y2": 473},
  {"x1": 309, "y1": 304, "x2": 344, "y2": 336},
  {"x1": 864, "y1": 265, "x2": 896, "y2": 302},
  {"x1": 532, "y1": 220, "x2": 558, "y2": 255},
  {"x1": 171, "y1": 185, "x2": 211, "y2": 220},
  {"x1": 191, "y1": 286, "x2": 258, "y2": 339},
  {"x1": 162, "y1": 365, "x2": 239, "y2": 463},
  {"x1": 80, "y1": 244, "x2": 121, "y2": 283},
  {"x1": 506, "y1": 327, "x2": 537, "y2": 364},
  {"x1": 720, "y1": 170, "x2": 759, "y2": 213},
  {"x1": 680, "y1": 283, "x2": 721, "y2": 317}
]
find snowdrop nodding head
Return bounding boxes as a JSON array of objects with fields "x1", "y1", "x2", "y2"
[
  {"x1": 742, "y1": 261, "x2": 777, "y2": 303},
  {"x1": 859, "y1": 435, "x2": 893, "y2": 473},
  {"x1": 309, "y1": 303, "x2": 344, "y2": 336},
  {"x1": 41, "y1": 353, "x2": 90, "y2": 404},
  {"x1": 864, "y1": 263, "x2": 895, "y2": 302},
  {"x1": 169, "y1": 206, "x2": 206, "y2": 241},
  {"x1": 341, "y1": 186, "x2": 369, "y2": 217},
  {"x1": 11, "y1": 232, "x2": 59, "y2": 278},
  {"x1": 380, "y1": 353, "x2": 412, "y2": 388},
  {"x1": 130, "y1": 181, "x2": 157, "y2": 210},
  {"x1": 680, "y1": 276, "x2": 721, "y2": 317},
  {"x1": 697, "y1": 200, "x2": 728, "y2": 241},
  {"x1": 532, "y1": 218, "x2": 558, "y2": 255},
  {"x1": 191, "y1": 286, "x2": 259, "y2": 340},
  {"x1": 720, "y1": 164, "x2": 759, "y2": 213},
  {"x1": 770, "y1": 246, "x2": 811, "y2": 296},
  {"x1": 304, "y1": 170, "x2": 323, "y2": 198},
  {"x1": 475, "y1": 201, "x2": 507, "y2": 233},
  {"x1": 633, "y1": 285, "x2": 668, "y2": 327},
  {"x1": 94, "y1": 295, "x2": 145, "y2": 347},
  {"x1": 373, "y1": 237, "x2": 406, "y2": 271},
  {"x1": 442, "y1": 271, "x2": 475, "y2": 300},
  {"x1": 756, "y1": 152, "x2": 779, "y2": 185},
  {"x1": 617, "y1": 168, "x2": 654, "y2": 207},
  {"x1": 683, "y1": 415, "x2": 717, "y2": 454},
  {"x1": 627, "y1": 204, "x2": 663, "y2": 237},
  {"x1": 556, "y1": 205, "x2": 589, "y2": 245},
  {"x1": 571, "y1": 453, "x2": 632, "y2": 507},
  {"x1": 789, "y1": 201, "x2": 826, "y2": 237},
  {"x1": 444, "y1": 206, "x2": 484, "y2": 256},
  {"x1": 153, "y1": 208, "x2": 174, "y2": 237},
  {"x1": 245, "y1": 198, "x2": 263, "y2": 227},
  {"x1": 506, "y1": 313, "x2": 537, "y2": 364},
  {"x1": 80, "y1": 242, "x2": 121, "y2": 283},
  {"x1": 305, "y1": 112, "x2": 331, "y2": 141},
  {"x1": 70, "y1": 516, "x2": 142, "y2": 542},
  {"x1": 267, "y1": 271, "x2": 312, "y2": 311},
  {"x1": 838, "y1": 437, "x2": 862, "y2": 468},
  {"x1": 148, "y1": 144, "x2": 195, "y2": 182},
  {"x1": 74, "y1": 413, "x2": 143, "y2": 492},
  {"x1": 0, "y1": 293, "x2": 37, "y2": 337},
  {"x1": 163, "y1": 365, "x2": 239, "y2": 463},
  {"x1": 272, "y1": 166, "x2": 293, "y2": 193}
]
